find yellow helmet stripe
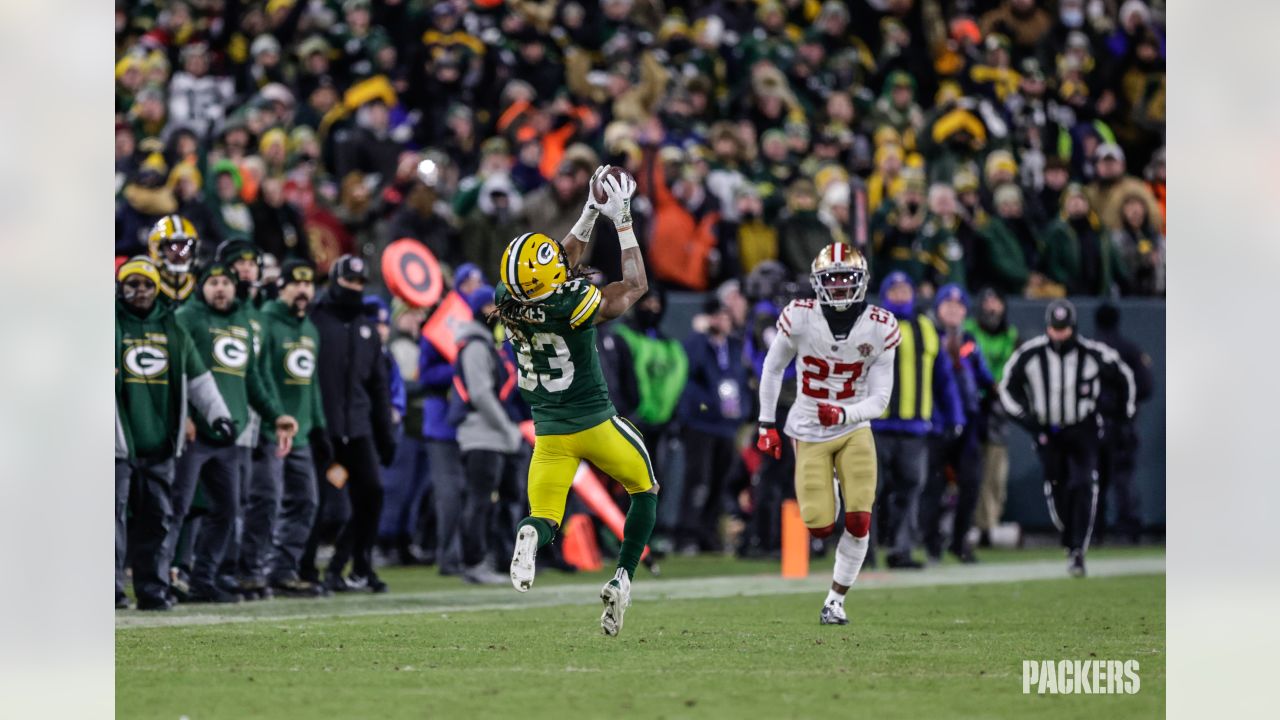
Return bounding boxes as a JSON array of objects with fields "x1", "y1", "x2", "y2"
[
  {"x1": 505, "y1": 232, "x2": 534, "y2": 302},
  {"x1": 569, "y1": 285, "x2": 601, "y2": 328}
]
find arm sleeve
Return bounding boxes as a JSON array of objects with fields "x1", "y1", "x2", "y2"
[
  {"x1": 972, "y1": 343, "x2": 996, "y2": 392},
  {"x1": 1101, "y1": 346, "x2": 1138, "y2": 419},
  {"x1": 840, "y1": 347, "x2": 896, "y2": 425},
  {"x1": 310, "y1": 372, "x2": 327, "y2": 433},
  {"x1": 757, "y1": 327, "x2": 798, "y2": 424},
  {"x1": 418, "y1": 336, "x2": 457, "y2": 388},
  {"x1": 934, "y1": 352, "x2": 967, "y2": 428},
  {"x1": 997, "y1": 344, "x2": 1035, "y2": 428},
  {"x1": 245, "y1": 344, "x2": 284, "y2": 424},
  {"x1": 364, "y1": 337, "x2": 396, "y2": 454},
  {"x1": 388, "y1": 357, "x2": 407, "y2": 418},
  {"x1": 460, "y1": 343, "x2": 514, "y2": 431}
]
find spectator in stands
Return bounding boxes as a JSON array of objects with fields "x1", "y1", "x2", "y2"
[
  {"x1": 980, "y1": 0, "x2": 1054, "y2": 64},
  {"x1": 117, "y1": 154, "x2": 178, "y2": 258},
  {"x1": 167, "y1": 41, "x2": 235, "y2": 140},
  {"x1": 976, "y1": 183, "x2": 1041, "y2": 297},
  {"x1": 1111, "y1": 193, "x2": 1166, "y2": 297},
  {"x1": 644, "y1": 144, "x2": 720, "y2": 291},
  {"x1": 252, "y1": 175, "x2": 310, "y2": 263},
  {"x1": 459, "y1": 173, "x2": 526, "y2": 282},
  {"x1": 1041, "y1": 184, "x2": 1125, "y2": 296},
  {"x1": 779, "y1": 178, "x2": 834, "y2": 281},
  {"x1": 523, "y1": 146, "x2": 599, "y2": 249},
  {"x1": 1085, "y1": 143, "x2": 1161, "y2": 232}
]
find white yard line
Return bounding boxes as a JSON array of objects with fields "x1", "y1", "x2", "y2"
[{"x1": 117, "y1": 556, "x2": 1164, "y2": 630}]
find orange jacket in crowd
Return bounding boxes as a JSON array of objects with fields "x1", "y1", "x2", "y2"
[{"x1": 641, "y1": 148, "x2": 719, "y2": 291}]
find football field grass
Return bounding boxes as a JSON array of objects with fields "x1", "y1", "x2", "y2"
[{"x1": 117, "y1": 546, "x2": 1164, "y2": 719}]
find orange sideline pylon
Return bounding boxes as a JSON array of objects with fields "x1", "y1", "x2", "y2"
[
  {"x1": 560, "y1": 513, "x2": 603, "y2": 571},
  {"x1": 781, "y1": 499, "x2": 810, "y2": 578}
]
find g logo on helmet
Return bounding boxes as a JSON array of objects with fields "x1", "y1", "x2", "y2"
[
  {"x1": 213, "y1": 336, "x2": 249, "y2": 369},
  {"x1": 285, "y1": 347, "x2": 316, "y2": 380},
  {"x1": 124, "y1": 345, "x2": 169, "y2": 378},
  {"x1": 535, "y1": 242, "x2": 556, "y2": 265}
]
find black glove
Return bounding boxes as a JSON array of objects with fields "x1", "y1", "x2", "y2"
[
  {"x1": 208, "y1": 417, "x2": 237, "y2": 447},
  {"x1": 309, "y1": 428, "x2": 333, "y2": 470}
]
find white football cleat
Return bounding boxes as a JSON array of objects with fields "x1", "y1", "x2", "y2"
[
  {"x1": 510, "y1": 525, "x2": 538, "y2": 592},
  {"x1": 599, "y1": 568, "x2": 632, "y2": 637},
  {"x1": 819, "y1": 600, "x2": 848, "y2": 625}
]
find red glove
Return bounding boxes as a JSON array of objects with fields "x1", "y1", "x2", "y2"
[
  {"x1": 817, "y1": 402, "x2": 846, "y2": 427},
  {"x1": 757, "y1": 424, "x2": 783, "y2": 459}
]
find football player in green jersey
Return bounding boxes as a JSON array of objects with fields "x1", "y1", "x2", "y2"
[{"x1": 495, "y1": 167, "x2": 655, "y2": 636}]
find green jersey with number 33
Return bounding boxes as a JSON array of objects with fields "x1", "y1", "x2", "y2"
[{"x1": 496, "y1": 279, "x2": 615, "y2": 435}]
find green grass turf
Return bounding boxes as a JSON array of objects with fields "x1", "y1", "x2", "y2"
[{"x1": 117, "y1": 565, "x2": 1164, "y2": 719}]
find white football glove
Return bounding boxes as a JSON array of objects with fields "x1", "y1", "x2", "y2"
[
  {"x1": 582, "y1": 165, "x2": 611, "y2": 216},
  {"x1": 597, "y1": 173, "x2": 636, "y2": 226}
]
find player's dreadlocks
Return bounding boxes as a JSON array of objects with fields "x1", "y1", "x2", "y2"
[{"x1": 488, "y1": 262, "x2": 595, "y2": 344}]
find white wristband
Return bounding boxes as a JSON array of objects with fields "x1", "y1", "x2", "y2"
[
  {"x1": 615, "y1": 199, "x2": 637, "y2": 249},
  {"x1": 616, "y1": 224, "x2": 638, "y2": 250},
  {"x1": 571, "y1": 209, "x2": 598, "y2": 242}
]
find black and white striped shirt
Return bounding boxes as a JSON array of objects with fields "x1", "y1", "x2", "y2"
[{"x1": 998, "y1": 335, "x2": 1137, "y2": 430}]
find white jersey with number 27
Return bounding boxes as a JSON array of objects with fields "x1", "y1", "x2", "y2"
[{"x1": 764, "y1": 298, "x2": 901, "y2": 443}]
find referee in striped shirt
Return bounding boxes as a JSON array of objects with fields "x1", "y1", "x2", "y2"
[{"x1": 998, "y1": 299, "x2": 1136, "y2": 577}]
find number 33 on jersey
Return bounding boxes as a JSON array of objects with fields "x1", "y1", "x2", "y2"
[
  {"x1": 777, "y1": 298, "x2": 900, "y2": 442},
  {"x1": 496, "y1": 278, "x2": 617, "y2": 435}
]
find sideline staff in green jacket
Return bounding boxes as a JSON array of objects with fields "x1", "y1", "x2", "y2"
[
  {"x1": 115, "y1": 257, "x2": 234, "y2": 611},
  {"x1": 242, "y1": 260, "x2": 331, "y2": 597},
  {"x1": 164, "y1": 262, "x2": 298, "y2": 603}
]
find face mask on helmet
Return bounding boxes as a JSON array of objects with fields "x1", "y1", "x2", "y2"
[
  {"x1": 160, "y1": 239, "x2": 195, "y2": 274},
  {"x1": 811, "y1": 267, "x2": 867, "y2": 311}
]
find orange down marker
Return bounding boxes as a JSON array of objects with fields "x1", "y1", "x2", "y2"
[{"x1": 781, "y1": 499, "x2": 810, "y2": 578}]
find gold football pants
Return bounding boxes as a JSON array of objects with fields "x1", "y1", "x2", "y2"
[
  {"x1": 793, "y1": 427, "x2": 878, "y2": 527},
  {"x1": 527, "y1": 416, "x2": 655, "y2": 526}
]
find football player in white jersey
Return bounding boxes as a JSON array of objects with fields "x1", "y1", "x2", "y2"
[{"x1": 756, "y1": 242, "x2": 901, "y2": 625}]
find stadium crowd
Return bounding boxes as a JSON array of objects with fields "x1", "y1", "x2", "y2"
[{"x1": 115, "y1": 0, "x2": 1164, "y2": 608}]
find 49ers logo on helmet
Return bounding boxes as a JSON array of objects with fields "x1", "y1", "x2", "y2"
[
  {"x1": 285, "y1": 347, "x2": 316, "y2": 380},
  {"x1": 213, "y1": 336, "x2": 249, "y2": 369},
  {"x1": 124, "y1": 345, "x2": 169, "y2": 378}
]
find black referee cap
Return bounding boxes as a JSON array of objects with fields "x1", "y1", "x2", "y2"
[{"x1": 1045, "y1": 299, "x2": 1077, "y2": 330}]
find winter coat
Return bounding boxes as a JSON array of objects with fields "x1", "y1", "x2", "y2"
[
  {"x1": 310, "y1": 286, "x2": 396, "y2": 462},
  {"x1": 451, "y1": 320, "x2": 523, "y2": 454},
  {"x1": 680, "y1": 331, "x2": 751, "y2": 439},
  {"x1": 1041, "y1": 216, "x2": 1124, "y2": 296},
  {"x1": 1085, "y1": 176, "x2": 1162, "y2": 232},
  {"x1": 975, "y1": 216, "x2": 1041, "y2": 296},
  {"x1": 643, "y1": 150, "x2": 720, "y2": 291},
  {"x1": 778, "y1": 210, "x2": 834, "y2": 279},
  {"x1": 115, "y1": 299, "x2": 230, "y2": 459}
]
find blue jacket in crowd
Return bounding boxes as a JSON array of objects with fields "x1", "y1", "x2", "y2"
[{"x1": 680, "y1": 329, "x2": 751, "y2": 439}]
